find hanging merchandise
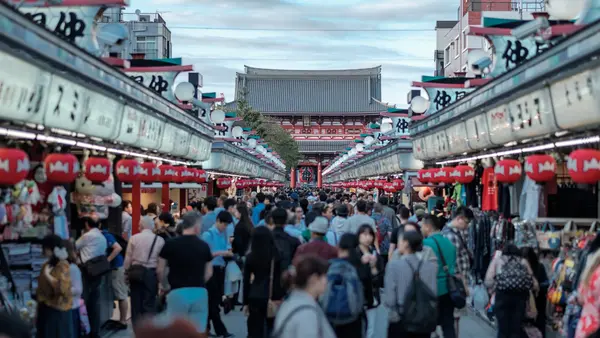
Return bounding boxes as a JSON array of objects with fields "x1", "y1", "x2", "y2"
[
  {"x1": 494, "y1": 159, "x2": 522, "y2": 184},
  {"x1": 44, "y1": 153, "x2": 80, "y2": 184},
  {"x1": 525, "y1": 155, "x2": 556, "y2": 183},
  {"x1": 48, "y1": 186, "x2": 68, "y2": 239},
  {"x1": 139, "y1": 162, "x2": 160, "y2": 183},
  {"x1": 512, "y1": 219, "x2": 538, "y2": 249},
  {"x1": 453, "y1": 165, "x2": 475, "y2": 184},
  {"x1": 84, "y1": 157, "x2": 111, "y2": 183},
  {"x1": 115, "y1": 159, "x2": 141, "y2": 183},
  {"x1": 567, "y1": 149, "x2": 600, "y2": 184},
  {"x1": 72, "y1": 156, "x2": 121, "y2": 221},
  {"x1": 216, "y1": 177, "x2": 232, "y2": 189},
  {"x1": 0, "y1": 148, "x2": 30, "y2": 185},
  {"x1": 481, "y1": 167, "x2": 498, "y2": 211},
  {"x1": 536, "y1": 222, "x2": 561, "y2": 251},
  {"x1": 159, "y1": 164, "x2": 176, "y2": 182}
]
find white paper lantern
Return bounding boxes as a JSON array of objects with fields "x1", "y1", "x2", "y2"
[
  {"x1": 380, "y1": 122, "x2": 393, "y2": 133},
  {"x1": 256, "y1": 145, "x2": 266, "y2": 154},
  {"x1": 211, "y1": 110, "x2": 225, "y2": 124},
  {"x1": 174, "y1": 82, "x2": 195, "y2": 101},
  {"x1": 232, "y1": 126, "x2": 243, "y2": 138},
  {"x1": 410, "y1": 96, "x2": 429, "y2": 114},
  {"x1": 364, "y1": 135, "x2": 375, "y2": 146},
  {"x1": 546, "y1": 0, "x2": 585, "y2": 20},
  {"x1": 356, "y1": 143, "x2": 365, "y2": 152},
  {"x1": 248, "y1": 138, "x2": 257, "y2": 148}
]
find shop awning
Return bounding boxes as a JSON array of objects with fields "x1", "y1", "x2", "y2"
[{"x1": 0, "y1": 3, "x2": 213, "y2": 162}]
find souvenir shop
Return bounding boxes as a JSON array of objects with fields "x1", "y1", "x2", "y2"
[{"x1": 408, "y1": 15, "x2": 600, "y2": 336}]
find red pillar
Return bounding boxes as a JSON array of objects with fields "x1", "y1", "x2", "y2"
[
  {"x1": 161, "y1": 183, "x2": 170, "y2": 212},
  {"x1": 132, "y1": 181, "x2": 141, "y2": 235},
  {"x1": 207, "y1": 179, "x2": 214, "y2": 197},
  {"x1": 179, "y1": 189, "x2": 186, "y2": 209},
  {"x1": 290, "y1": 168, "x2": 296, "y2": 189},
  {"x1": 317, "y1": 162, "x2": 322, "y2": 188}
]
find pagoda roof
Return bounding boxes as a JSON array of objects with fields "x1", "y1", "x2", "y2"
[{"x1": 234, "y1": 65, "x2": 387, "y2": 115}]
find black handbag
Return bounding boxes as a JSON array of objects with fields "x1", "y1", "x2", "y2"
[
  {"x1": 432, "y1": 237, "x2": 467, "y2": 309},
  {"x1": 81, "y1": 255, "x2": 111, "y2": 278},
  {"x1": 127, "y1": 235, "x2": 158, "y2": 283}
]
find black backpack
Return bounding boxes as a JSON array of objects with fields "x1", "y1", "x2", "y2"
[
  {"x1": 495, "y1": 255, "x2": 533, "y2": 293},
  {"x1": 273, "y1": 232, "x2": 296, "y2": 271},
  {"x1": 402, "y1": 259, "x2": 438, "y2": 334}
]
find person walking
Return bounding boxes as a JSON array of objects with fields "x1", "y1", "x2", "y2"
[
  {"x1": 65, "y1": 241, "x2": 83, "y2": 338},
  {"x1": 202, "y1": 211, "x2": 234, "y2": 338},
  {"x1": 422, "y1": 215, "x2": 458, "y2": 338},
  {"x1": 75, "y1": 217, "x2": 108, "y2": 338},
  {"x1": 272, "y1": 255, "x2": 336, "y2": 338},
  {"x1": 158, "y1": 212, "x2": 213, "y2": 334},
  {"x1": 243, "y1": 227, "x2": 283, "y2": 338},
  {"x1": 346, "y1": 200, "x2": 376, "y2": 234},
  {"x1": 293, "y1": 217, "x2": 338, "y2": 264},
  {"x1": 36, "y1": 235, "x2": 73, "y2": 338},
  {"x1": 271, "y1": 208, "x2": 301, "y2": 272},
  {"x1": 101, "y1": 223, "x2": 127, "y2": 330},
  {"x1": 201, "y1": 197, "x2": 219, "y2": 233},
  {"x1": 124, "y1": 216, "x2": 165, "y2": 325},
  {"x1": 122, "y1": 200, "x2": 133, "y2": 240}
]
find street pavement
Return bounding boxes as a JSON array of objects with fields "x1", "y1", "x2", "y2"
[{"x1": 102, "y1": 303, "x2": 497, "y2": 338}]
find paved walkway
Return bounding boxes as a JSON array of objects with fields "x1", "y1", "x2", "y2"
[{"x1": 102, "y1": 305, "x2": 497, "y2": 338}]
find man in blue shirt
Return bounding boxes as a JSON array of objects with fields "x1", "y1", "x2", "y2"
[
  {"x1": 201, "y1": 196, "x2": 218, "y2": 234},
  {"x1": 101, "y1": 226, "x2": 128, "y2": 330},
  {"x1": 252, "y1": 192, "x2": 266, "y2": 225},
  {"x1": 202, "y1": 211, "x2": 234, "y2": 338},
  {"x1": 224, "y1": 198, "x2": 238, "y2": 241}
]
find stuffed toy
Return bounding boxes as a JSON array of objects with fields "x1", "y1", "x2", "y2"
[{"x1": 48, "y1": 186, "x2": 68, "y2": 239}]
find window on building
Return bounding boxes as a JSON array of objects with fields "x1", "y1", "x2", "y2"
[
  {"x1": 462, "y1": 31, "x2": 467, "y2": 51},
  {"x1": 444, "y1": 45, "x2": 451, "y2": 65},
  {"x1": 101, "y1": 15, "x2": 111, "y2": 23},
  {"x1": 136, "y1": 36, "x2": 157, "y2": 59},
  {"x1": 455, "y1": 37, "x2": 460, "y2": 58}
]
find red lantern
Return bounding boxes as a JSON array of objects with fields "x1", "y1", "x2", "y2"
[
  {"x1": 0, "y1": 148, "x2": 30, "y2": 185},
  {"x1": 452, "y1": 165, "x2": 475, "y2": 184},
  {"x1": 418, "y1": 169, "x2": 431, "y2": 184},
  {"x1": 171, "y1": 167, "x2": 186, "y2": 184},
  {"x1": 429, "y1": 169, "x2": 441, "y2": 184},
  {"x1": 494, "y1": 159, "x2": 522, "y2": 184},
  {"x1": 84, "y1": 157, "x2": 111, "y2": 183},
  {"x1": 116, "y1": 159, "x2": 141, "y2": 183},
  {"x1": 365, "y1": 180, "x2": 374, "y2": 189},
  {"x1": 393, "y1": 179, "x2": 405, "y2": 191},
  {"x1": 236, "y1": 179, "x2": 247, "y2": 189},
  {"x1": 45, "y1": 153, "x2": 79, "y2": 183},
  {"x1": 180, "y1": 167, "x2": 196, "y2": 183},
  {"x1": 567, "y1": 149, "x2": 600, "y2": 184},
  {"x1": 159, "y1": 164, "x2": 176, "y2": 182},
  {"x1": 439, "y1": 167, "x2": 455, "y2": 184},
  {"x1": 216, "y1": 177, "x2": 232, "y2": 189},
  {"x1": 196, "y1": 169, "x2": 208, "y2": 183},
  {"x1": 139, "y1": 162, "x2": 159, "y2": 183},
  {"x1": 383, "y1": 182, "x2": 396, "y2": 193},
  {"x1": 525, "y1": 155, "x2": 556, "y2": 183}
]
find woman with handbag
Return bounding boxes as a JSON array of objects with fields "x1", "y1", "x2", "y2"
[
  {"x1": 242, "y1": 227, "x2": 283, "y2": 338},
  {"x1": 36, "y1": 235, "x2": 73, "y2": 338}
]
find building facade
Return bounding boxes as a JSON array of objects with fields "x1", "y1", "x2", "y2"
[
  {"x1": 99, "y1": 8, "x2": 172, "y2": 60},
  {"x1": 233, "y1": 66, "x2": 386, "y2": 187},
  {"x1": 435, "y1": 0, "x2": 545, "y2": 77}
]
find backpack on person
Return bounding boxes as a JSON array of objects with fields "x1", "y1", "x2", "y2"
[
  {"x1": 320, "y1": 258, "x2": 364, "y2": 325},
  {"x1": 402, "y1": 258, "x2": 438, "y2": 334},
  {"x1": 273, "y1": 233, "x2": 295, "y2": 271},
  {"x1": 494, "y1": 255, "x2": 533, "y2": 293}
]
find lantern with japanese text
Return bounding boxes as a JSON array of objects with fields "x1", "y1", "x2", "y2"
[
  {"x1": 525, "y1": 155, "x2": 556, "y2": 183},
  {"x1": 140, "y1": 162, "x2": 160, "y2": 183},
  {"x1": 159, "y1": 164, "x2": 176, "y2": 182},
  {"x1": 429, "y1": 169, "x2": 441, "y2": 184},
  {"x1": 418, "y1": 169, "x2": 432, "y2": 184},
  {"x1": 0, "y1": 148, "x2": 30, "y2": 185},
  {"x1": 364, "y1": 180, "x2": 374, "y2": 189},
  {"x1": 45, "y1": 153, "x2": 79, "y2": 183},
  {"x1": 567, "y1": 149, "x2": 600, "y2": 184},
  {"x1": 115, "y1": 159, "x2": 141, "y2": 183},
  {"x1": 171, "y1": 167, "x2": 186, "y2": 184},
  {"x1": 439, "y1": 167, "x2": 455, "y2": 184},
  {"x1": 452, "y1": 165, "x2": 475, "y2": 184},
  {"x1": 236, "y1": 179, "x2": 247, "y2": 189},
  {"x1": 216, "y1": 177, "x2": 232, "y2": 189},
  {"x1": 392, "y1": 179, "x2": 405, "y2": 191},
  {"x1": 181, "y1": 167, "x2": 196, "y2": 183},
  {"x1": 494, "y1": 159, "x2": 522, "y2": 184},
  {"x1": 84, "y1": 157, "x2": 111, "y2": 183},
  {"x1": 383, "y1": 182, "x2": 396, "y2": 193},
  {"x1": 196, "y1": 169, "x2": 208, "y2": 183}
]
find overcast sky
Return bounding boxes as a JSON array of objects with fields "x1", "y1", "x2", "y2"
[{"x1": 131, "y1": 0, "x2": 459, "y2": 106}]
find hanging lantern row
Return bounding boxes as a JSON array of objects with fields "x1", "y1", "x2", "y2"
[{"x1": 234, "y1": 179, "x2": 284, "y2": 189}]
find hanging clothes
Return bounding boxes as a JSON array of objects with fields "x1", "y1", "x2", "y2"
[
  {"x1": 481, "y1": 167, "x2": 498, "y2": 212},
  {"x1": 519, "y1": 176, "x2": 542, "y2": 221},
  {"x1": 497, "y1": 184, "x2": 511, "y2": 219}
]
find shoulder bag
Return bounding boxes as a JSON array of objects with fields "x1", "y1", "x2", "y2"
[
  {"x1": 267, "y1": 259, "x2": 282, "y2": 318},
  {"x1": 432, "y1": 237, "x2": 467, "y2": 309},
  {"x1": 127, "y1": 235, "x2": 158, "y2": 283}
]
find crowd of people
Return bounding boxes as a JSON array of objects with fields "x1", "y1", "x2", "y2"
[{"x1": 4, "y1": 188, "x2": 600, "y2": 338}]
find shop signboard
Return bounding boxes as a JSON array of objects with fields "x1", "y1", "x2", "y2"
[
  {"x1": 78, "y1": 91, "x2": 123, "y2": 140},
  {"x1": 507, "y1": 88, "x2": 558, "y2": 140},
  {"x1": 487, "y1": 35, "x2": 555, "y2": 79},
  {"x1": 127, "y1": 70, "x2": 181, "y2": 103},
  {"x1": 391, "y1": 116, "x2": 411, "y2": 137},
  {"x1": 424, "y1": 130, "x2": 449, "y2": 159},
  {"x1": 214, "y1": 120, "x2": 234, "y2": 139},
  {"x1": 137, "y1": 114, "x2": 164, "y2": 149},
  {"x1": 465, "y1": 114, "x2": 492, "y2": 151},
  {"x1": 0, "y1": 52, "x2": 49, "y2": 125},
  {"x1": 44, "y1": 75, "x2": 89, "y2": 131},
  {"x1": 423, "y1": 87, "x2": 476, "y2": 116},
  {"x1": 550, "y1": 68, "x2": 600, "y2": 130},
  {"x1": 185, "y1": 135, "x2": 200, "y2": 161},
  {"x1": 20, "y1": 6, "x2": 103, "y2": 55},
  {"x1": 158, "y1": 123, "x2": 177, "y2": 154},
  {"x1": 412, "y1": 138, "x2": 427, "y2": 160},
  {"x1": 172, "y1": 128, "x2": 191, "y2": 157},
  {"x1": 197, "y1": 137, "x2": 212, "y2": 161},
  {"x1": 116, "y1": 105, "x2": 141, "y2": 145},
  {"x1": 445, "y1": 122, "x2": 470, "y2": 155}
]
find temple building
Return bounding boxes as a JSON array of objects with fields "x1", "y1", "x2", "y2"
[{"x1": 233, "y1": 66, "x2": 386, "y2": 187}]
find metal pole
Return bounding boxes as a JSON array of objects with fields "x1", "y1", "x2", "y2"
[{"x1": 520, "y1": 0, "x2": 524, "y2": 19}]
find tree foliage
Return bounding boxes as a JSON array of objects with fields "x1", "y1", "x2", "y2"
[{"x1": 235, "y1": 93, "x2": 300, "y2": 170}]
